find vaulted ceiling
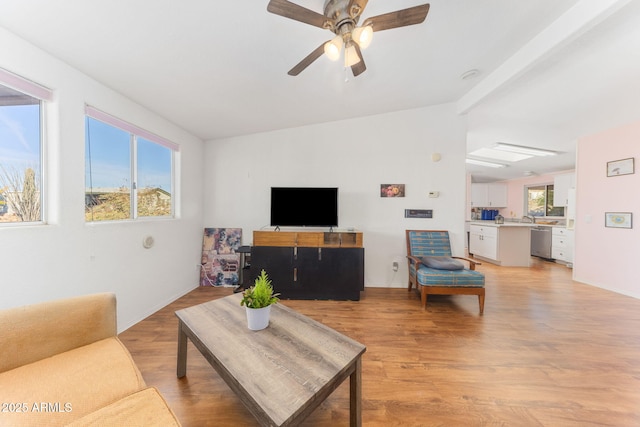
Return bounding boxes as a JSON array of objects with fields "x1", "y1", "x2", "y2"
[{"x1": 1, "y1": 0, "x2": 638, "y2": 182}]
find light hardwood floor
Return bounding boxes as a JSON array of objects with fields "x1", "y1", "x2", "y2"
[{"x1": 119, "y1": 258, "x2": 640, "y2": 426}]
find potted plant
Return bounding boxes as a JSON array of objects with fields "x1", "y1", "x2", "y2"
[{"x1": 240, "y1": 269, "x2": 280, "y2": 330}]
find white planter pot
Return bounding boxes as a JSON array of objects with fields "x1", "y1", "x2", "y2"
[{"x1": 245, "y1": 305, "x2": 271, "y2": 331}]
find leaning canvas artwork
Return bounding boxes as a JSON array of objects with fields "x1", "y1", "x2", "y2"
[{"x1": 200, "y1": 228, "x2": 242, "y2": 286}]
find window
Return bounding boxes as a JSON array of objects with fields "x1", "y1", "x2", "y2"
[
  {"x1": 85, "y1": 107, "x2": 177, "y2": 222},
  {"x1": 136, "y1": 137, "x2": 173, "y2": 217},
  {"x1": 0, "y1": 69, "x2": 52, "y2": 225},
  {"x1": 526, "y1": 184, "x2": 564, "y2": 217}
]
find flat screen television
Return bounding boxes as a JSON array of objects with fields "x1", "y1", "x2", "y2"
[{"x1": 270, "y1": 187, "x2": 338, "y2": 227}]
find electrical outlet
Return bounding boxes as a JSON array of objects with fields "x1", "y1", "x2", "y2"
[{"x1": 392, "y1": 261, "x2": 399, "y2": 271}]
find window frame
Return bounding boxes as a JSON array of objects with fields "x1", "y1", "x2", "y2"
[
  {"x1": 84, "y1": 106, "x2": 178, "y2": 222},
  {"x1": 0, "y1": 68, "x2": 52, "y2": 226},
  {"x1": 524, "y1": 184, "x2": 565, "y2": 218}
]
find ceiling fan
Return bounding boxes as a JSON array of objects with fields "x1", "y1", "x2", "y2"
[{"x1": 267, "y1": 0, "x2": 430, "y2": 77}]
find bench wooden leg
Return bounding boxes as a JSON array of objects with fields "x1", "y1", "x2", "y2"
[{"x1": 421, "y1": 286, "x2": 427, "y2": 309}]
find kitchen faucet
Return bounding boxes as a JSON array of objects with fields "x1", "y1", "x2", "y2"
[{"x1": 522, "y1": 215, "x2": 535, "y2": 223}]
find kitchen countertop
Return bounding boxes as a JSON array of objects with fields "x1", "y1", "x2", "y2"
[{"x1": 468, "y1": 221, "x2": 564, "y2": 228}]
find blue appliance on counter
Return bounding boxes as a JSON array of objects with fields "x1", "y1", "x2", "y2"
[{"x1": 481, "y1": 209, "x2": 499, "y2": 220}]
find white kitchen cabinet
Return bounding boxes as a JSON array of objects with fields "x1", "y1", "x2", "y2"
[
  {"x1": 470, "y1": 183, "x2": 508, "y2": 207},
  {"x1": 469, "y1": 224, "x2": 498, "y2": 260},
  {"x1": 469, "y1": 224, "x2": 531, "y2": 266},
  {"x1": 553, "y1": 173, "x2": 575, "y2": 207},
  {"x1": 488, "y1": 184, "x2": 508, "y2": 207},
  {"x1": 470, "y1": 184, "x2": 488, "y2": 207},
  {"x1": 552, "y1": 227, "x2": 574, "y2": 265}
]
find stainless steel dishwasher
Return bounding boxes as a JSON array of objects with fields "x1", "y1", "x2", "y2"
[{"x1": 531, "y1": 226, "x2": 553, "y2": 259}]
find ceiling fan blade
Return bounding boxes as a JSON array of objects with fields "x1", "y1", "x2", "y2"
[
  {"x1": 288, "y1": 43, "x2": 327, "y2": 76},
  {"x1": 348, "y1": 0, "x2": 369, "y2": 19},
  {"x1": 351, "y1": 43, "x2": 367, "y2": 77},
  {"x1": 365, "y1": 4, "x2": 430, "y2": 32},
  {"x1": 267, "y1": 0, "x2": 328, "y2": 29}
]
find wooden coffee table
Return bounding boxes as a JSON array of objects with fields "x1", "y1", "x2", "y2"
[{"x1": 176, "y1": 293, "x2": 366, "y2": 426}]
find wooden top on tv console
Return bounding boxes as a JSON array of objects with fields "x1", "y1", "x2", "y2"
[{"x1": 253, "y1": 230, "x2": 363, "y2": 248}]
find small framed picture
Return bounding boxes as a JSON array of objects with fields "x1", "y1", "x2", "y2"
[
  {"x1": 605, "y1": 212, "x2": 632, "y2": 229},
  {"x1": 607, "y1": 158, "x2": 634, "y2": 177},
  {"x1": 380, "y1": 184, "x2": 405, "y2": 198}
]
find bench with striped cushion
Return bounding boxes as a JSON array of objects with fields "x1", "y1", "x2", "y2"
[{"x1": 406, "y1": 230, "x2": 485, "y2": 314}]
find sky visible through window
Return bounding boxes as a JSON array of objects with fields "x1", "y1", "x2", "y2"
[
  {"x1": 85, "y1": 117, "x2": 130, "y2": 189},
  {"x1": 85, "y1": 117, "x2": 171, "y2": 191},
  {"x1": 2, "y1": 108, "x2": 172, "y2": 191},
  {"x1": 0, "y1": 104, "x2": 40, "y2": 171},
  {"x1": 137, "y1": 137, "x2": 172, "y2": 191}
]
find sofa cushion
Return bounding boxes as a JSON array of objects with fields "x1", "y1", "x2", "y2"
[
  {"x1": 420, "y1": 256, "x2": 464, "y2": 270},
  {"x1": 414, "y1": 265, "x2": 485, "y2": 288},
  {"x1": 0, "y1": 337, "x2": 146, "y2": 427},
  {"x1": 66, "y1": 387, "x2": 181, "y2": 427},
  {"x1": 0, "y1": 293, "x2": 116, "y2": 373}
]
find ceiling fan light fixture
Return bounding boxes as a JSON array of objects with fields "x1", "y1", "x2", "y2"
[
  {"x1": 352, "y1": 24, "x2": 373, "y2": 49},
  {"x1": 324, "y1": 35, "x2": 343, "y2": 61},
  {"x1": 267, "y1": 0, "x2": 431, "y2": 76},
  {"x1": 344, "y1": 42, "x2": 361, "y2": 67}
]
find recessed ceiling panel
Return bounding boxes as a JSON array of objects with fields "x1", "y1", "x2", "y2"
[{"x1": 468, "y1": 148, "x2": 531, "y2": 162}]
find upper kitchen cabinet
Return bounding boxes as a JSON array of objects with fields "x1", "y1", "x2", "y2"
[
  {"x1": 471, "y1": 183, "x2": 508, "y2": 207},
  {"x1": 553, "y1": 173, "x2": 575, "y2": 207}
]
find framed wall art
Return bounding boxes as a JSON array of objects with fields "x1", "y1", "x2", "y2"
[
  {"x1": 380, "y1": 184, "x2": 405, "y2": 197},
  {"x1": 606, "y1": 157, "x2": 634, "y2": 177},
  {"x1": 605, "y1": 212, "x2": 632, "y2": 229}
]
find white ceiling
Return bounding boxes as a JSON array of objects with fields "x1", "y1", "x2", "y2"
[{"x1": 1, "y1": 0, "x2": 639, "y2": 182}]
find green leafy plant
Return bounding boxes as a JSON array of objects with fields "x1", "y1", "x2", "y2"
[{"x1": 240, "y1": 269, "x2": 280, "y2": 309}]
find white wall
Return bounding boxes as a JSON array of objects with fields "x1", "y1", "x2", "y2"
[
  {"x1": 0, "y1": 27, "x2": 205, "y2": 331},
  {"x1": 574, "y1": 119, "x2": 640, "y2": 298},
  {"x1": 203, "y1": 104, "x2": 468, "y2": 287}
]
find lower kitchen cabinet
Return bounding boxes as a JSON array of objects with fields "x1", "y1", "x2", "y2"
[
  {"x1": 469, "y1": 225, "x2": 498, "y2": 260},
  {"x1": 552, "y1": 227, "x2": 574, "y2": 265},
  {"x1": 469, "y1": 224, "x2": 532, "y2": 267},
  {"x1": 249, "y1": 246, "x2": 364, "y2": 300}
]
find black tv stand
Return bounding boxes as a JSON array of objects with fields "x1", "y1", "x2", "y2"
[{"x1": 250, "y1": 230, "x2": 364, "y2": 300}]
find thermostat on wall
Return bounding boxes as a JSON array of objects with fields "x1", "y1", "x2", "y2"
[{"x1": 405, "y1": 209, "x2": 433, "y2": 219}]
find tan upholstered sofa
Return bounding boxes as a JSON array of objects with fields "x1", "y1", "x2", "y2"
[{"x1": 0, "y1": 293, "x2": 181, "y2": 427}]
